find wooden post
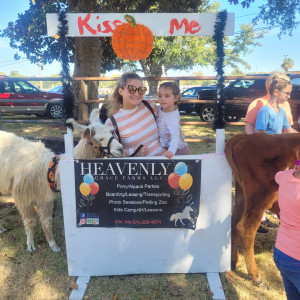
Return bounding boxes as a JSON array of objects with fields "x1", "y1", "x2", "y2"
[{"x1": 81, "y1": 80, "x2": 87, "y2": 120}]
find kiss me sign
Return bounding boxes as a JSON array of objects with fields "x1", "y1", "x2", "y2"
[{"x1": 46, "y1": 13, "x2": 234, "y2": 37}]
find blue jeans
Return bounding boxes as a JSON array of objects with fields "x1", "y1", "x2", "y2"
[{"x1": 273, "y1": 247, "x2": 300, "y2": 300}]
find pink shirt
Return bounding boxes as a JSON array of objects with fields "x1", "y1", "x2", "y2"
[
  {"x1": 105, "y1": 100, "x2": 165, "y2": 157},
  {"x1": 244, "y1": 95, "x2": 293, "y2": 126},
  {"x1": 275, "y1": 169, "x2": 300, "y2": 260}
]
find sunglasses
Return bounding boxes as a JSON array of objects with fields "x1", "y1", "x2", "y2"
[
  {"x1": 126, "y1": 85, "x2": 147, "y2": 95},
  {"x1": 280, "y1": 90, "x2": 291, "y2": 96}
]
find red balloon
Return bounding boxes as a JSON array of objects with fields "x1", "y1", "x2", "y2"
[
  {"x1": 90, "y1": 182, "x2": 99, "y2": 195},
  {"x1": 168, "y1": 172, "x2": 180, "y2": 189}
]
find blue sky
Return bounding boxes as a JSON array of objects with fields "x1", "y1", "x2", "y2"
[{"x1": 0, "y1": 0, "x2": 299, "y2": 77}]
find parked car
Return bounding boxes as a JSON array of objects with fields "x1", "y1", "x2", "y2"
[
  {"x1": 195, "y1": 74, "x2": 300, "y2": 122},
  {"x1": 0, "y1": 76, "x2": 64, "y2": 119},
  {"x1": 179, "y1": 86, "x2": 216, "y2": 113},
  {"x1": 48, "y1": 85, "x2": 63, "y2": 93}
]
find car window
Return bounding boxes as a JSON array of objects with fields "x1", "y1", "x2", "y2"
[
  {"x1": 13, "y1": 81, "x2": 38, "y2": 94},
  {"x1": 49, "y1": 86, "x2": 62, "y2": 92},
  {"x1": 0, "y1": 81, "x2": 10, "y2": 93},
  {"x1": 182, "y1": 88, "x2": 196, "y2": 96},
  {"x1": 291, "y1": 78, "x2": 300, "y2": 86},
  {"x1": 233, "y1": 80, "x2": 254, "y2": 88}
]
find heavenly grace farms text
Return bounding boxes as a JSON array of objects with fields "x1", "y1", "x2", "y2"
[{"x1": 79, "y1": 161, "x2": 172, "y2": 181}]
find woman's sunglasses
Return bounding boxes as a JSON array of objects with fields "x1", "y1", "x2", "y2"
[{"x1": 126, "y1": 85, "x2": 147, "y2": 95}]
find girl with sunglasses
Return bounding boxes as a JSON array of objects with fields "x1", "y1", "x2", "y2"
[
  {"x1": 157, "y1": 82, "x2": 190, "y2": 159},
  {"x1": 104, "y1": 73, "x2": 165, "y2": 157},
  {"x1": 255, "y1": 74, "x2": 294, "y2": 134}
]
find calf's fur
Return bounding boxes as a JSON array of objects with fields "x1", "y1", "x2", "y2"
[{"x1": 225, "y1": 132, "x2": 300, "y2": 285}]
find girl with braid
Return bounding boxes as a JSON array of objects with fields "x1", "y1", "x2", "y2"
[{"x1": 255, "y1": 74, "x2": 295, "y2": 134}]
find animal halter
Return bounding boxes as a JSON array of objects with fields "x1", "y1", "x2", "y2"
[
  {"x1": 47, "y1": 155, "x2": 60, "y2": 193},
  {"x1": 98, "y1": 136, "x2": 115, "y2": 155},
  {"x1": 88, "y1": 136, "x2": 116, "y2": 156}
]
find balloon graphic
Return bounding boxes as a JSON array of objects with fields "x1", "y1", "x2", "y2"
[
  {"x1": 174, "y1": 162, "x2": 188, "y2": 176},
  {"x1": 90, "y1": 182, "x2": 99, "y2": 195},
  {"x1": 179, "y1": 173, "x2": 193, "y2": 191},
  {"x1": 80, "y1": 182, "x2": 91, "y2": 196},
  {"x1": 84, "y1": 174, "x2": 94, "y2": 185},
  {"x1": 168, "y1": 172, "x2": 180, "y2": 189}
]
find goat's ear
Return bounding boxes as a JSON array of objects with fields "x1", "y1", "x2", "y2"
[
  {"x1": 89, "y1": 108, "x2": 101, "y2": 124},
  {"x1": 65, "y1": 118, "x2": 75, "y2": 131},
  {"x1": 67, "y1": 119, "x2": 89, "y2": 134},
  {"x1": 83, "y1": 128, "x2": 96, "y2": 138}
]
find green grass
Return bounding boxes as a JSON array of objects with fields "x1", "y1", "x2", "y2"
[{"x1": 0, "y1": 114, "x2": 286, "y2": 300}]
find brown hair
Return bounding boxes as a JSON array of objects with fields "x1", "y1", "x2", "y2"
[
  {"x1": 266, "y1": 71, "x2": 290, "y2": 94},
  {"x1": 159, "y1": 82, "x2": 181, "y2": 108},
  {"x1": 105, "y1": 73, "x2": 143, "y2": 117},
  {"x1": 269, "y1": 73, "x2": 291, "y2": 96}
]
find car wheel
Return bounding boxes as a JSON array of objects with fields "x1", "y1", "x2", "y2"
[
  {"x1": 47, "y1": 103, "x2": 63, "y2": 119},
  {"x1": 199, "y1": 104, "x2": 215, "y2": 122},
  {"x1": 226, "y1": 115, "x2": 242, "y2": 122}
]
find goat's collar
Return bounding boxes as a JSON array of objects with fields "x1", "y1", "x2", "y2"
[{"x1": 47, "y1": 155, "x2": 60, "y2": 193}]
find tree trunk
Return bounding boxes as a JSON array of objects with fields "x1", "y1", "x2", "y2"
[
  {"x1": 72, "y1": 37, "x2": 103, "y2": 120},
  {"x1": 140, "y1": 61, "x2": 162, "y2": 96}
]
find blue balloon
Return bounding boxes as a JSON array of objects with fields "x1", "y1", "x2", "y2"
[
  {"x1": 174, "y1": 162, "x2": 188, "y2": 176},
  {"x1": 83, "y1": 174, "x2": 94, "y2": 185}
]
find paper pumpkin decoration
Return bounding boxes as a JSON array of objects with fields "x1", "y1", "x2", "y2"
[{"x1": 112, "y1": 15, "x2": 154, "y2": 61}]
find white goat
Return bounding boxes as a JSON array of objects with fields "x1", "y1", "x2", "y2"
[{"x1": 0, "y1": 109, "x2": 124, "y2": 252}]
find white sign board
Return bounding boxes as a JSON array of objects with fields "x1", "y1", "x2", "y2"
[
  {"x1": 46, "y1": 13, "x2": 235, "y2": 37},
  {"x1": 60, "y1": 153, "x2": 232, "y2": 276}
]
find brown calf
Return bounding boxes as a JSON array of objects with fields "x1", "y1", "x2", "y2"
[{"x1": 225, "y1": 132, "x2": 300, "y2": 285}]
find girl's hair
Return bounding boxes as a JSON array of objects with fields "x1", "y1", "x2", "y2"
[
  {"x1": 268, "y1": 72, "x2": 291, "y2": 96},
  {"x1": 159, "y1": 82, "x2": 181, "y2": 108},
  {"x1": 105, "y1": 73, "x2": 142, "y2": 117}
]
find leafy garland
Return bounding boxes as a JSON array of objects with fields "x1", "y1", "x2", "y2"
[
  {"x1": 212, "y1": 10, "x2": 228, "y2": 130},
  {"x1": 57, "y1": 10, "x2": 74, "y2": 120}
]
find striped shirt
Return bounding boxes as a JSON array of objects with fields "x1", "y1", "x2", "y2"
[{"x1": 105, "y1": 100, "x2": 165, "y2": 157}]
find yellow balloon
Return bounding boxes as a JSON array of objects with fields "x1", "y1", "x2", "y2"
[
  {"x1": 80, "y1": 182, "x2": 91, "y2": 196},
  {"x1": 179, "y1": 173, "x2": 193, "y2": 191}
]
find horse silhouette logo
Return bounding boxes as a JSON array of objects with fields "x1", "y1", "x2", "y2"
[{"x1": 170, "y1": 206, "x2": 194, "y2": 227}]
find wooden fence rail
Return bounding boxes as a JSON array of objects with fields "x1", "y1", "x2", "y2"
[{"x1": 2, "y1": 75, "x2": 300, "y2": 139}]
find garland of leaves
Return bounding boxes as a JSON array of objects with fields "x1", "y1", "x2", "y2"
[
  {"x1": 57, "y1": 10, "x2": 74, "y2": 120},
  {"x1": 212, "y1": 10, "x2": 228, "y2": 130}
]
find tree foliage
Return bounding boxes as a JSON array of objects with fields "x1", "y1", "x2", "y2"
[
  {"x1": 0, "y1": 0, "x2": 265, "y2": 102},
  {"x1": 228, "y1": 0, "x2": 300, "y2": 37},
  {"x1": 281, "y1": 57, "x2": 294, "y2": 72}
]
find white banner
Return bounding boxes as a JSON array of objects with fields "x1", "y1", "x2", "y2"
[{"x1": 46, "y1": 13, "x2": 235, "y2": 37}]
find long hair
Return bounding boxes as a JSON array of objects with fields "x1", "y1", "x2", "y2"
[{"x1": 105, "y1": 73, "x2": 142, "y2": 117}]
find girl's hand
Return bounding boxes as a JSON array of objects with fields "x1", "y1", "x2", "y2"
[{"x1": 164, "y1": 151, "x2": 174, "y2": 159}]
